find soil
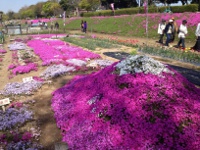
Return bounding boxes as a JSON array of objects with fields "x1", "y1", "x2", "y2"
[{"x1": 0, "y1": 31, "x2": 200, "y2": 150}]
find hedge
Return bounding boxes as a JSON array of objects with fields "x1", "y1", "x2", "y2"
[{"x1": 81, "y1": 4, "x2": 198, "y2": 17}]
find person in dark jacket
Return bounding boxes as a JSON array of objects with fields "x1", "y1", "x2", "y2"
[
  {"x1": 55, "y1": 22, "x2": 59, "y2": 30},
  {"x1": 164, "y1": 19, "x2": 173, "y2": 46},
  {"x1": 83, "y1": 21, "x2": 87, "y2": 33},
  {"x1": 191, "y1": 23, "x2": 200, "y2": 51},
  {"x1": 171, "y1": 17, "x2": 178, "y2": 42}
]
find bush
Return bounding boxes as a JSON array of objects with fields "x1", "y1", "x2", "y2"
[
  {"x1": 171, "y1": 4, "x2": 198, "y2": 13},
  {"x1": 115, "y1": 8, "x2": 140, "y2": 15},
  {"x1": 81, "y1": 4, "x2": 198, "y2": 17}
]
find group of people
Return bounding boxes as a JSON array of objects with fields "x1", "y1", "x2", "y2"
[
  {"x1": 158, "y1": 18, "x2": 200, "y2": 51},
  {"x1": 81, "y1": 20, "x2": 87, "y2": 33}
]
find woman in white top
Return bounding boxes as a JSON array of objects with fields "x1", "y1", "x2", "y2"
[
  {"x1": 192, "y1": 23, "x2": 200, "y2": 51},
  {"x1": 177, "y1": 20, "x2": 188, "y2": 49},
  {"x1": 158, "y1": 19, "x2": 166, "y2": 44}
]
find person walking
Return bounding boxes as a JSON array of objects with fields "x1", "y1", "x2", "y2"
[
  {"x1": 25, "y1": 21, "x2": 29, "y2": 34},
  {"x1": 164, "y1": 19, "x2": 174, "y2": 47},
  {"x1": 157, "y1": 19, "x2": 166, "y2": 44},
  {"x1": 83, "y1": 21, "x2": 87, "y2": 33},
  {"x1": 44, "y1": 22, "x2": 48, "y2": 29},
  {"x1": 176, "y1": 20, "x2": 188, "y2": 50},
  {"x1": 81, "y1": 20, "x2": 84, "y2": 32},
  {"x1": 171, "y1": 17, "x2": 178, "y2": 42},
  {"x1": 50, "y1": 21, "x2": 54, "y2": 31},
  {"x1": 55, "y1": 22, "x2": 59, "y2": 30},
  {"x1": 191, "y1": 22, "x2": 200, "y2": 51}
]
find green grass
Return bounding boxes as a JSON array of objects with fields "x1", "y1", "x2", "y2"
[
  {"x1": 138, "y1": 45, "x2": 200, "y2": 65},
  {"x1": 57, "y1": 12, "x2": 198, "y2": 44},
  {"x1": 63, "y1": 36, "x2": 121, "y2": 50}
]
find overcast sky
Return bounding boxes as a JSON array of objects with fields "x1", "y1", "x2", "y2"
[{"x1": 0, "y1": 0, "x2": 47, "y2": 13}]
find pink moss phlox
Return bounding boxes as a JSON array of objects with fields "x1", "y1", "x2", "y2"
[
  {"x1": 27, "y1": 18, "x2": 57, "y2": 24},
  {"x1": 27, "y1": 39, "x2": 101, "y2": 66},
  {"x1": 9, "y1": 102, "x2": 23, "y2": 108},
  {"x1": 22, "y1": 132, "x2": 33, "y2": 141},
  {"x1": 12, "y1": 63, "x2": 38, "y2": 75},
  {"x1": 33, "y1": 76, "x2": 45, "y2": 82},
  {"x1": 51, "y1": 63, "x2": 200, "y2": 149},
  {"x1": 8, "y1": 64, "x2": 16, "y2": 70},
  {"x1": 0, "y1": 49, "x2": 6, "y2": 54},
  {"x1": 30, "y1": 34, "x2": 67, "y2": 39}
]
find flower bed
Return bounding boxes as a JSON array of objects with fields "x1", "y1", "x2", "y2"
[
  {"x1": 0, "y1": 49, "x2": 6, "y2": 54},
  {"x1": 87, "y1": 59, "x2": 114, "y2": 68},
  {"x1": 8, "y1": 51, "x2": 38, "y2": 77},
  {"x1": 28, "y1": 18, "x2": 57, "y2": 24},
  {"x1": 40, "y1": 64, "x2": 76, "y2": 80},
  {"x1": 0, "y1": 79, "x2": 43, "y2": 96},
  {"x1": 12, "y1": 63, "x2": 38, "y2": 75},
  {"x1": 52, "y1": 55, "x2": 200, "y2": 149},
  {"x1": 27, "y1": 39, "x2": 101, "y2": 66},
  {"x1": 0, "y1": 49, "x2": 6, "y2": 64},
  {"x1": 30, "y1": 34, "x2": 67, "y2": 39},
  {"x1": 8, "y1": 42, "x2": 27, "y2": 51},
  {"x1": 0, "y1": 101, "x2": 42, "y2": 149},
  {"x1": 0, "y1": 107, "x2": 32, "y2": 130}
]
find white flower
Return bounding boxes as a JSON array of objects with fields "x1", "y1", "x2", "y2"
[
  {"x1": 40, "y1": 64, "x2": 76, "y2": 79},
  {"x1": 66, "y1": 59, "x2": 87, "y2": 67},
  {"x1": 87, "y1": 59, "x2": 114, "y2": 68},
  {"x1": 115, "y1": 55, "x2": 174, "y2": 76}
]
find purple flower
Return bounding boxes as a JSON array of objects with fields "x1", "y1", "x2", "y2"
[{"x1": 51, "y1": 55, "x2": 200, "y2": 149}]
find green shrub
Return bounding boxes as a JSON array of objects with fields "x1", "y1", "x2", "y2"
[
  {"x1": 139, "y1": 45, "x2": 200, "y2": 65},
  {"x1": 115, "y1": 8, "x2": 140, "y2": 15},
  {"x1": 171, "y1": 4, "x2": 198, "y2": 13},
  {"x1": 81, "y1": 4, "x2": 198, "y2": 17}
]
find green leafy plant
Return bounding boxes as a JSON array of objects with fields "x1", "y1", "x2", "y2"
[
  {"x1": 63, "y1": 37, "x2": 121, "y2": 50},
  {"x1": 138, "y1": 45, "x2": 200, "y2": 65}
]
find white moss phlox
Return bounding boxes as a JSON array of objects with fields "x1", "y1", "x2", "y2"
[{"x1": 115, "y1": 55, "x2": 173, "y2": 76}]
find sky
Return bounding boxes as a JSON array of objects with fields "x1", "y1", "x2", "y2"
[{"x1": 0, "y1": 0, "x2": 47, "y2": 13}]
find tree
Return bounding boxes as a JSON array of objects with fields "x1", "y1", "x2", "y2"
[
  {"x1": 34, "y1": 2, "x2": 46, "y2": 18},
  {"x1": 88, "y1": 0, "x2": 101, "y2": 11},
  {"x1": 42, "y1": 1, "x2": 61, "y2": 16},
  {"x1": 59, "y1": 0, "x2": 81, "y2": 16},
  {"x1": 158, "y1": 0, "x2": 189, "y2": 5},
  {"x1": 191, "y1": 0, "x2": 200, "y2": 10},
  {"x1": 79, "y1": 0, "x2": 91, "y2": 11},
  {"x1": 17, "y1": 5, "x2": 36, "y2": 19},
  {"x1": 79, "y1": 0, "x2": 101, "y2": 11},
  {"x1": 101, "y1": 0, "x2": 138, "y2": 9},
  {"x1": 59, "y1": 0, "x2": 70, "y2": 11},
  {"x1": 6, "y1": 11, "x2": 15, "y2": 20}
]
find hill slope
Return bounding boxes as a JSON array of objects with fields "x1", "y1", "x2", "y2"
[{"x1": 52, "y1": 55, "x2": 200, "y2": 149}]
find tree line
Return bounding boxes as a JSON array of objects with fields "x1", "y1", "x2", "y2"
[{"x1": 0, "y1": 0, "x2": 199, "y2": 20}]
